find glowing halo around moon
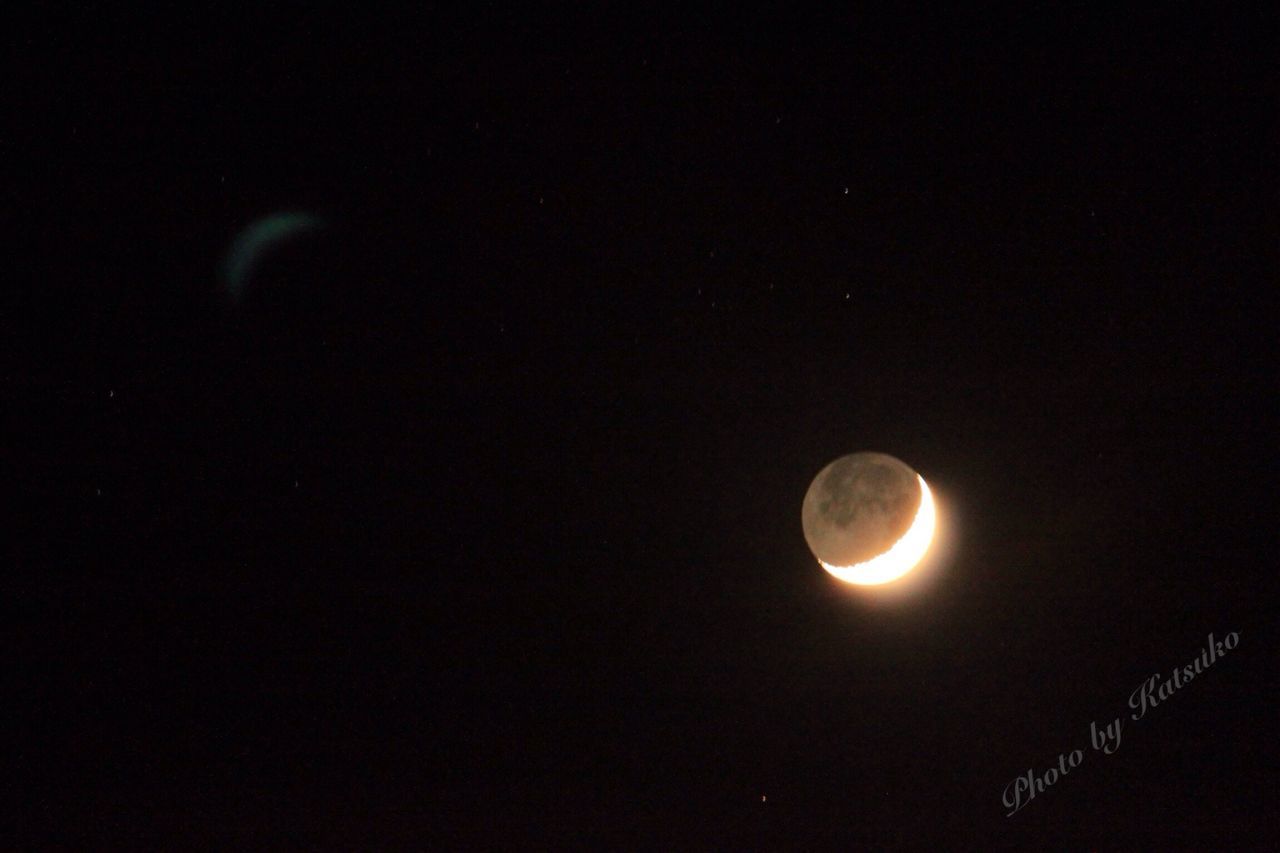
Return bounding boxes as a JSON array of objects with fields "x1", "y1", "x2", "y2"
[{"x1": 816, "y1": 474, "x2": 936, "y2": 585}]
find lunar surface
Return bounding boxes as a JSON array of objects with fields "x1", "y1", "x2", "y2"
[{"x1": 802, "y1": 452, "x2": 935, "y2": 585}]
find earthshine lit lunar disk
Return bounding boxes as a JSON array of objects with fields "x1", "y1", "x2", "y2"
[{"x1": 801, "y1": 452, "x2": 936, "y2": 585}]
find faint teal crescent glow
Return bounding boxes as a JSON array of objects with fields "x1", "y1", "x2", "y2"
[{"x1": 222, "y1": 212, "x2": 324, "y2": 302}]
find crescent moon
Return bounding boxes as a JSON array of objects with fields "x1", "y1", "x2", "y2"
[
  {"x1": 222, "y1": 212, "x2": 325, "y2": 302},
  {"x1": 816, "y1": 474, "x2": 936, "y2": 585}
]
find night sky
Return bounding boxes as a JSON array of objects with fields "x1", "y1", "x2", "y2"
[{"x1": 12, "y1": 6, "x2": 1276, "y2": 848}]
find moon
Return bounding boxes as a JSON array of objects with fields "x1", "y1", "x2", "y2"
[
  {"x1": 222, "y1": 211, "x2": 325, "y2": 303},
  {"x1": 802, "y1": 452, "x2": 936, "y2": 585}
]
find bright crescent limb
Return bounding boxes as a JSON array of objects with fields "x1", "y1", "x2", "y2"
[{"x1": 819, "y1": 475, "x2": 936, "y2": 585}]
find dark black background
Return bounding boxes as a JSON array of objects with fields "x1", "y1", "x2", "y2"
[{"x1": 10, "y1": 5, "x2": 1276, "y2": 848}]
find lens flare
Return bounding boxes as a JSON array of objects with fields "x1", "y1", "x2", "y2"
[{"x1": 818, "y1": 475, "x2": 936, "y2": 585}]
